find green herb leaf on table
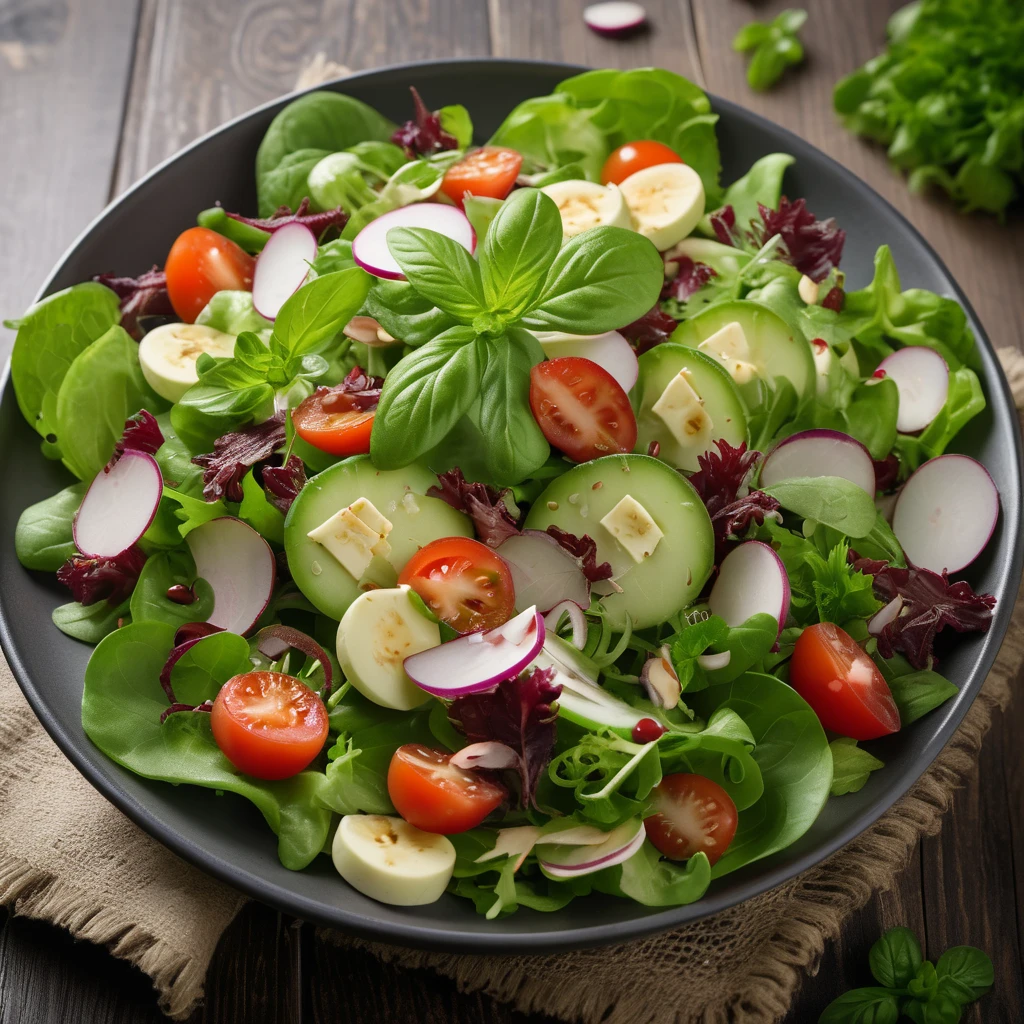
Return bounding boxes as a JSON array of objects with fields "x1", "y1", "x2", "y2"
[
  {"x1": 828, "y1": 737, "x2": 885, "y2": 796},
  {"x1": 733, "y1": 9, "x2": 808, "y2": 92},
  {"x1": 818, "y1": 988, "x2": 900, "y2": 1024}
]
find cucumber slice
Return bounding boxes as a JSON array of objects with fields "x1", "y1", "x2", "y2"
[
  {"x1": 632, "y1": 344, "x2": 748, "y2": 472},
  {"x1": 524, "y1": 454, "x2": 713, "y2": 629},
  {"x1": 670, "y1": 300, "x2": 814, "y2": 400},
  {"x1": 284, "y1": 456, "x2": 472, "y2": 620}
]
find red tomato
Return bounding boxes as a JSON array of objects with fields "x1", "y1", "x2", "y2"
[
  {"x1": 643, "y1": 773, "x2": 739, "y2": 866},
  {"x1": 529, "y1": 357, "x2": 638, "y2": 462},
  {"x1": 388, "y1": 744, "x2": 507, "y2": 834},
  {"x1": 210, "y1": 671, "x2": 328, "y2": 780},
  {"x1": 164, "y1": 226, "x2": 256, "y2": 322},
  {"x1": 790, "y1": 623, "x2": 901, "y2": 740},
  {"x1": 601, "y1": 141, "x2": 684, "y2": 185},
  {"x1": 440, "y1": 147, "x2": 523, "y2": 207},
  {"x1": 292, "y1": 388, "x2": 375, "y2": 456},
  {"x1": 398, "y1": 536, "x2": 515, "y2": 635}
]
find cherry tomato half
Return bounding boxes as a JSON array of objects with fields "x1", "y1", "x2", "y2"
[
  {"x1": 440, "y1": 147, "x2": 523, "y2": 207},
  {"x1": 398, "y1": 536, "x2": 515, "y2": 635},
  {"x1": 210, "y1": 671, "x2": 329, "y2": 780},
  {"x1": 643, "y1": 773, "x2": 738, "y2": 867},
  {"x1": 388, "y1": 744, "x2": 507, "y2": 834},
  {"x1": 529, "y1": 356, "x2": 638, "y2": 462},
  {"x1": 790, "y1": 622, "x2": 901, "y2": 740},
  {"x1": 601, "y1": 140, "x2": 684, "y2": 186},
  {"x1": 292, "y1": 387, "x2": 375, "y2": 456},
  {"x1": 164, "y1": 226, "x2": 256, "y2": 322}
]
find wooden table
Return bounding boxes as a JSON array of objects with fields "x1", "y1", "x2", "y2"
[{"x1": 1, "y1": 1, "x2": 1022, "y2": 1020}]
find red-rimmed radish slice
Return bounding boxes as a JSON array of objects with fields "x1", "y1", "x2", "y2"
[
  {"x1": 403, "y1": 606, "x2": 544, "y2": 697},
  {"x1": 708, "y1": 541, "x2": 790, "y2": 633},
  {"x1": 449, "y1": 741, "x2": 519, "y2": 771},
  {"x1": 251, "y1": 222, "x2": 317, "y2": 320},
  {"x1": 534, "y1": 331, "x2": 639, "y2": 393},
  {"x1": 498, "y1": 530, "x2": 590, "y2": 614},
  {"x1": 538, "y1": 818, "x2": 645, "y2": 878},
  {"x1": 353, "y1": 204, "x2": 476, "y2": 281},
  {"x1": 582, "y1": 1, "x2": 648, "y2": 36},
  {"x1": 544, "y1": 599, "x2": 588, "y2": 650},
  {"x1": 760, "y1": 429, "x2": 876, "y2": 495},
  {"x1": 877, "y1": 347, "x2": 949, "y2": 433},
  {"x1": 73, "y1": 450, "x2": 163, "y2": 558},
  {"x1": 186, "y1": 517, "x2": 276, "y2": 635},
  {"x1": 892, "y1": 455, "x2": 999, "y2": 574}
]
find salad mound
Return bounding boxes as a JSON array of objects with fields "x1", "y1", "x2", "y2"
[{"x1": 9, "y1": 67, "x2": 1000, "y2": 916}]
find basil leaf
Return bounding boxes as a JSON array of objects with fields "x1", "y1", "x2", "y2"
[
  {"x1": 270, "y1": 267, "x2": 372, "y2": 360},
  {"x1": 463, "y1": 195, "x2": 504, "y2": 246},
  {"x1": 386, "y1": 227, "x2": 486, "y2": 321},
  {"x1": 819, "y1": 987, "x2": 901, "y2": 1024},
  {"x1": 523, "y1": 226, "x2": 663, "y2": 334},
  {"x1": 829, "y1": 737, "x2": 885, "y2": 796},
  {"x1": 935, "y1": 946, "x2": 994, "y2": 1004},
  {"x1": 869, "y1": 926, "x2": 923, "y2": 989},
  {"x1": 476, "y1": 328, "x2": 550, "y2": 485},
  {"x1": 362, "y1": 279, "x2": 458, "y2": 347},
  {"x1": 370, "y1": 326, "x2": 483, "y2": 468},
  {"x1": 762, "y1": 476, "x2": 878, "y2": 538},
  {"x1": 480, "y1": 189, "x2": 561, "y2": 319},
  {"x1": 874, "y1": 656, "x2": 959, "y2": 726}
]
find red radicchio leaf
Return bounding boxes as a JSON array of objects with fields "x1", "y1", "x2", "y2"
[
  {"x1": 107, "y1": 409, "x2": 164, "y2": 470},
  {"x1": 753, "y1": 197, "x2": 845, "y2": 283},
  {"x1": 225, "y1": 198, "x2": 348, "y2": 240},
  {"x1": 192, "y1": 413, "x2": 287, "y2": 503},
  {"x1": 850, "y1": 553, "x2": 996, "y2": 669},
  {"x1": 709, "y1": 205, "x2": 741, "y2": 248},
  {"x1": 448, "y1": 666, "x2": 562, "y2": 809},
  {"x1": 158, "y1": 621, "x2": 224, "y2": 722},
  {"x1": 662, "y1": 256, "x2": 717, "y2": 302},
  {"x1": 619, "y1": 305, "x2": 679, "y2": 356},
  {"x1": 873, "y1": 454, "x2": 900, "y2": 494},
  {"x1": 821, "y1": 285, "x2": 845, "y2": 312},
  {"x1": 57, "y1": 544, "x2": 147, "y2": 606},
  {"x1": 427, "y1": 467, "x2": 521, "y2": 548},
  {"x1": 544, "y1": 525, "x2": 613, "y2": 584},
  {"x1": 391, "y1": 86, "x2": 459, "y2": 159},
  {"x1": 709, "y1": 491, "x2": 781, "y2": 563},
  {"x1": 93, "y1": 267, "x2": 174, "y2": 340},
  {"x1": 319, "y1": 365, "x2": 384, "y2": 414},
  {"x1": 262, "y1": 455, "x2": 307, "y2": 515},
  {"x1": 688, "y1": 439, "x2": 762, "y2": 517}
]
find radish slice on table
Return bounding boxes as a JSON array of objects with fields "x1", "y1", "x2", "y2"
[
  {"x1": 534, "y1": 331, "x2": 639, "y2": 393},
  {"x1": 876, "y1": 348, "x2": 949, "y2": 433},
  {"x1": 251, "y1": 222, "x2": 318, "y2": 320},
  {"x1": 403, "y1": 606, "x2": 544, "y2": 697},
  {"x1": 186, "y1": 517, "x2": 276, "y2": 635},
  {"x1": 353, "y1": 204, "x2": 475, "y2": 281},
  {"x1": 708, "y1": 541, "x2": 790, "y2": 633},
  {"x1": 544, "y1": 600, "x2": 588, "y2": 650},
  {"x1": 583, "y1": 2, "x2": 648, "y2": 37},
  {"x1": 498, "y1": 530, "x2": 590, "y2": 614},
  {"x1": 73, "y1": 450, "x2": 163, "y2": 558},
  {"x1": 892, "y1": 455, "x2": 999, "y2": 574},
  {"x1": 538, "y1": 818, "x2": 645, "y2": 878},
  {"x1": 760, "y1": 429, "x2": 876, "y2": 495}
]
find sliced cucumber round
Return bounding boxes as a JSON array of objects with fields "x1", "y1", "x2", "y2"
[
  {"x1": 670, "y1": 299, "x2": 814, "y2": 400},
  {"x1": 632, "y1": 344, "x2": 747, "y2": 472},
  {"x1": 523, "y1": 454, "x2": 713, "y2": 630},
  {"x1": 284, "y1": 456, "x2": 472, "y2": 620}
]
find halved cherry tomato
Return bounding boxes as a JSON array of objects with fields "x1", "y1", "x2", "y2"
[
  {"x1": 643, "y1": 773, "x2": 738, "y2": 866},
  {"x1": 164, "y1": 226, "x2": 256, "y2": 323},
  {"x1": 601, "y1": 140, "x2": 684, "y2": 185},
  {"x1": 398, "y1": 536, "x2": 515, "y2": 635},
  {"x1": 388, "y1": 744, "x2": 507, "y2": 834},
  {"x1": 529, "y1": 356, "x2": 638, "y2": 463},
  {"x1": 440, "y1": 147, "x2": 523, "y2": 207},
  {"x1": 210, "y1": 671, "x2": 329, "y2": 780},
  {"x1": 292, "y1": 387, "x2": 375, "y2": 456},
  {"x1": 790, "y1": 623, "x2": 901, "y2": 740}
]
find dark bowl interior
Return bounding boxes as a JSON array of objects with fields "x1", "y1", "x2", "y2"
[{"x1": 1, "y1": 59, "x2": 1020, "y2": 953}]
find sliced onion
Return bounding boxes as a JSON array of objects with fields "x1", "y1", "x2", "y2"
[
  {"x1": 498, "y1": 530, "x2": 590, "y2": 614},
  {"x1": 868, "y1": 596, "x2": 903, "y2": 636},
  {"x1": 544, "y1": 600, "x2": 588, "y2": 651},
  {"x1": 538, "y1": 819, "x2": 645, "y2": 878},
  {"x1": 450, "y1": 741, "x2": 519, "y2": 771},
  {"x1": 697, "y1": 650, "x2": 732, "y2": 671}
]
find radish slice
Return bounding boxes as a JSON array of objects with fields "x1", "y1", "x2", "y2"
[
  {"x1": 404, "y1": 606, "x2": 544, "y2": 697},
  {"x1": 498, "y1": 530, "x2": 590, "y2": 614},
  {"x1": 708, "y1": 541, "x2": 790, "y2": 633},
  {"x1": 450, "y1": 741, "x2": 519, "y2": 771},
  {"x1": 353, "y1": 204, "x2": 475, "y2": 281},
  {"x1": 73, "y1": 450, "x2": 163, "y2": 558},
  {"x1": 583, "y1": 1, "x2": 648, "y2": 36},
  {"x1": 538, "y1": 819, "x2": 645, "y2": 878},
  {"x1": 534, "y1": 331, "x2": 639, "y2": 393},
  {"x1": 186, "y1": 517, "x2": 276, "y2": 635},
  {"x1": 760, "y1": 428, "x2": 876, "y2": 495},
  {"x1": 544, "y1": 600, "x2": 588, "y2": 651},
  {"x1": 892, "y1": 455, "x2": 999, "y2": 574},
  {"x1": 251, "y1": 222, "x2": 318, "y2": 320},
  {"x1": 868, "y1": 596, "x2": 903, "y2": 636},
  {"x1": 877, "y1": 348, "x2": 949, "y2": 433}
]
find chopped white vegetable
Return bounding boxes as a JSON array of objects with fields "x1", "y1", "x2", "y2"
[
  {"x1": 599, "y1": 495, "x2": 663, "y2": 563},
  {"x1": 307, "y1": 497, "x2": 393, "y2": 580},
  {"x1": 652, "y1": 368, "x2": 714, "y2": 452}
]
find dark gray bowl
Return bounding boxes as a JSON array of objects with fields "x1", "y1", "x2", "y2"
[{"x1": 1, "y1": 59, "x2": 1020, "y2": 953}]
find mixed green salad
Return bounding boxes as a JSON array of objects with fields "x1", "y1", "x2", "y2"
[{"x1": 9, "y1": 68, "x2": 1001, "y2": 917}]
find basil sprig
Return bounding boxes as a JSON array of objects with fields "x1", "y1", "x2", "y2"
[{"x1": 369, "y1": 188, "x2": 663, "y2": 484}]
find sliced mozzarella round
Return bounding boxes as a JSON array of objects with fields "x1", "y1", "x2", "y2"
[
  {"x1": 540, "y1": 180, "x2": 633, "y2": 239},
  {"x1": 138, "y1": 323, "x2": 236, "y2": 403},
  {"x1": 619, "y1": 162, "x2": 705, "y2": 251}
]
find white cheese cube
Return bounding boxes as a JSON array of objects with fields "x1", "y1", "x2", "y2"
[
  {"x1": 652, "y1": 369, "x2": 715, "y2": 452},
  {"x1": 307, "y1": 497, "x2": 394, "y2": 580},
  {"x1": 599, "y1": 495, "x2": 664, "y2": 563},
  {"x1": 697, "y1": 322, "x2": 759, "y2": 385}
]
